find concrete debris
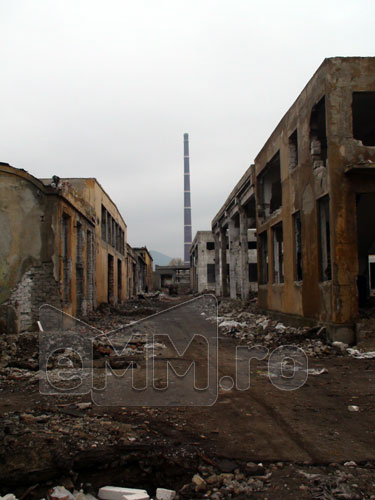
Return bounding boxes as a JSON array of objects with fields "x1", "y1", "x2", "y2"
[
  {"x1": 347, "y1": 348, "x2": 375, "y2": 359},
  {"x1": 332, "y1": 341, "x2": 349, "y2": 353},
  {"x1": 144, "y1": 343, "x2": 166, "y2": 350},
  {"x1": 49, "y1": 486, "x2": 75, "y2": 500},
  {"x1": 75, "y1": 402, "x2": 92, "y2": 410},
  {"x1": 155, "y1": 488, "x2": 176, "y2": 500},
  {"x1": 212, "y1": 301, "x2": 345, "y2": 358},
  {"x1": 192, "y1": 473, "x2": 206, "y2": 491},
  {"x1": 74, "y1": 492, "x2": 97, "y2": 500},
  {"x1": 348, "y1": 405, "x2": 360, "y2": 412},
  {"x1": 98, "y1": 487, "x2": 149, "y2": 500},
  {"x1": 218, "y1": 320, "x2": 247, "y2": 329},
  {"x1": 306, "y1": 368, "x2": 328, "y2": 376}
]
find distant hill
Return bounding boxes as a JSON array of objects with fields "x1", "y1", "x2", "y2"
[{"x1": 150, "y1": 250, "x2": 173, "y2": 268}]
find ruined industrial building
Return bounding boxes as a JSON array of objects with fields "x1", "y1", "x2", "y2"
[
  {"x1": 0, "y1": 164, "x2": 153, "y2": 333},
  {"x1": 2, "y1": 56, "x2": 375, "y2": 499},
  {"x1": 205, "y1": 56, "x2": 375, "y2": 344}
]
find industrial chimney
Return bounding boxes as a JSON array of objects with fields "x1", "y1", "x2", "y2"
[{"x1": 183, "y1": 133, "x2": 192, "y2": 265}]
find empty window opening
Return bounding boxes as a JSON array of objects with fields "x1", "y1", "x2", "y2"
[
  {"x1": 352, "y1": 92, "x2": 375, "y2": 146},
  {"x1": 62, "y1": 213, "x2": 71, "y2": 303},
  {"x1": 206, "y1": 242, "x2": 215, "y2": 250},
  {"x1": 116, "y1": 223, "x2": 120, "y2": 252},
  {"x1": 101, "y1": 205, "x2": 107, "y2": 241},
  {"x1": 258, "y1": 152, "x2": 282, "y2": 220},
  {"x1": 118, "y1": 259, "x2": 122, "y2": 302},
  {"x1": 356, "y1": 194, "x2": 375, "y2": 306},
  {"x1": 289, "y1": 130, "x2": 298, "y2": 169},
  {"x1": 248, "y1": 263, "x2": 258, "y2": 282},
  {"x1": 112, "y1": 219, "x2": 116, "y2": 247},
  {"x1": 108, "y1": 254, "x2": 114, "y2": 303},
  {"x1": 107, "y1": 213, "x2": 112, "y2": 245},
  {"x1": 207, "y1": 264, "x2": 216, "y2": 283},
  {"x1": 370, "y1": 258, "x2": 375, "y2": 294},
  {"x1": 293, "y1": 212, "x2": 303, "y2": 281},
  {"x1": 318, "y1": 196, "x2": 331, "y2": 281},
  {"x1": 272, "y1": 223, "x2": 284, "y2": 284},
  {"x1": 86, "y1": 230, "x2": 94, "y2": 304},
  {"x1": 248, "y1": 241, "x2": 257, "y2": 250},
  {"x1": 259, "y1": 231, "x2": 268, "y2": 284},
  {"x1": 75, "y1": 222, "x2": 84, "y2": 315},
  {"x1": 120, "y1": 229, "x2": 125, "y2": 254},
  {"x1": 310, "y1": 97, "x2": 327, "y2": 169}
]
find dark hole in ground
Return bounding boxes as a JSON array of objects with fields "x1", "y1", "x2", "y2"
[{"x1": 2, "y1": 449, "x2": 196, "y2": 499}]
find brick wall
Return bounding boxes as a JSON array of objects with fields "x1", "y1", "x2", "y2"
[{"x1": 9, "y1": 262, "x2": 62, "y2": 332}]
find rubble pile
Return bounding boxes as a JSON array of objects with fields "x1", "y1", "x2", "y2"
[
  {"x1": 0, "y1": 484, "x2": 177, "y2": 500},
  {"x1": 214, "y1": 300, "x2": 347, "y2": 358},
  {"x1": 179, "y1": 462, "x2": 375, "y2": 499},
  {"x1": 180, "y1": 464, "x2": 270, "y2": 498}
]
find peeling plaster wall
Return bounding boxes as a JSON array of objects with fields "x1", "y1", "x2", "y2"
[{"x1": 0, "y1": 168, "x2": 61, "y2": 330}]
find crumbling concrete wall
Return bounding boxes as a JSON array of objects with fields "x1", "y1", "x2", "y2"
[
  {"x1": 254, "y1": 57, "x2": 375, "y2": 340},
  {"x1": 190, "y1": 231, "x2": 216, "y2": 293},
  {"x1": 211, "y1": 166, "x2": 257, "y2": 299},
  {"x1": 0, "y1": 166, "x2": 62, "y2": 331},
  {"x1": 133, "y1": 247, "x2": 154, "y2": 293}
]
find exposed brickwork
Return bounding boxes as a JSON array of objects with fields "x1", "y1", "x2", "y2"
[{"x1": 9, "y1": 262, "x2": 61, "y2": 332}]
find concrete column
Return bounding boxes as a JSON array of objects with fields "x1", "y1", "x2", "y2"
[
  {"x1": 220, "y1": 227, "x2": 228, "y2": 297},
  {"x1": 239, "y1": 205, "x2": 249, "y2": 300},
  {"x1": 228, "y1": 219, "x2": 240, "y2": 299},
  {"x1": 213, "y1": 231, "x2": 221, "y2": 296}
]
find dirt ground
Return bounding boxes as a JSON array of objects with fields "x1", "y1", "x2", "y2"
[{"x1": 1, "y1": 294, "x2": 375, "y2": 499}]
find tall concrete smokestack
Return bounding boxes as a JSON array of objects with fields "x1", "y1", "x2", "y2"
[{"x1": 184, "y1": 133, "x2": 192, "y2": 265}]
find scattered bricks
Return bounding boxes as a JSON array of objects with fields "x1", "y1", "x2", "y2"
[
  {"x1": 156, "y1": 488, "x2": 176, "y2": 500},
  {"x1": 98, "y1": 487, "x2": 149, "y2": 500}
]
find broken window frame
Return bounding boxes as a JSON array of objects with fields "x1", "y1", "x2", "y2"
[
  {"x1": 259, "y1": 231, "x2": 268, "y2": 284},
  {"x1": 62, "y1": 212, "x2": 72, "y2": 304},
  {"x1": 310, "y1": 96, "x2": 328, "y2": 169},
  {"x1": 257, "y1": 151, "x2": 282, "y2": 221},
  {"x1": 86, "y1": 229, "x2": 94, "y2": 303},
  {"x1": 293, "y1": 211, "x2": 303, "y2": 282},
  {"x1": 108, "y1": 253, "x2": 114, "y2": 302},
  {"x1": 352, "y1": 92, "x2": 375, "y2": 146},
  {"x1": 101, "y1": 205, "x2": 107, "y2": 241},
  {"x1": 289, "y1": 129, "x2": 298, "y2": 170},
  {"x1": 272, "y1": 223, "x2": 284, "y2": 284},
  {"x1": 118, "y1": 259, "x2": 122, "y2": 302},
  {"x1": 318, "y1": 195, "x2": 332, "y2": 281}
]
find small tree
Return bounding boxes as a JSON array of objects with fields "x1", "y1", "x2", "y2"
[{"x1": 168, "y1": 257, "x2": 184, "y2": 266}]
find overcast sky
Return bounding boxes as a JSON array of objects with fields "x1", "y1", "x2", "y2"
[{"x1": 1, "y1": 0, "x2": 374, "y2": 258}]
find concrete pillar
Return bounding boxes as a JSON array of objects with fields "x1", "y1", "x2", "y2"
[
  {"x1": 220, "y1": 227, "x2": 228, "y2": 297},
  {"x1": 228, "y1": 219, "x2": 240, "y2": 299},
  {"x1": 213, "y1": 231, "x2": 221, "y2": 296},
  {"x1": 239, "y1": 205, "x2": 249, "y2": 300}
]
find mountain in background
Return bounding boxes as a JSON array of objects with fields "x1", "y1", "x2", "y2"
[{"x1": 150, "y1": 250, "x2": 173, "y2": 269}]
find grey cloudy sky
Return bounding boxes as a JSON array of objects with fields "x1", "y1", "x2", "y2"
[{"x1": 1, "y1": 0, "x2": 374, "y2": 258}]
